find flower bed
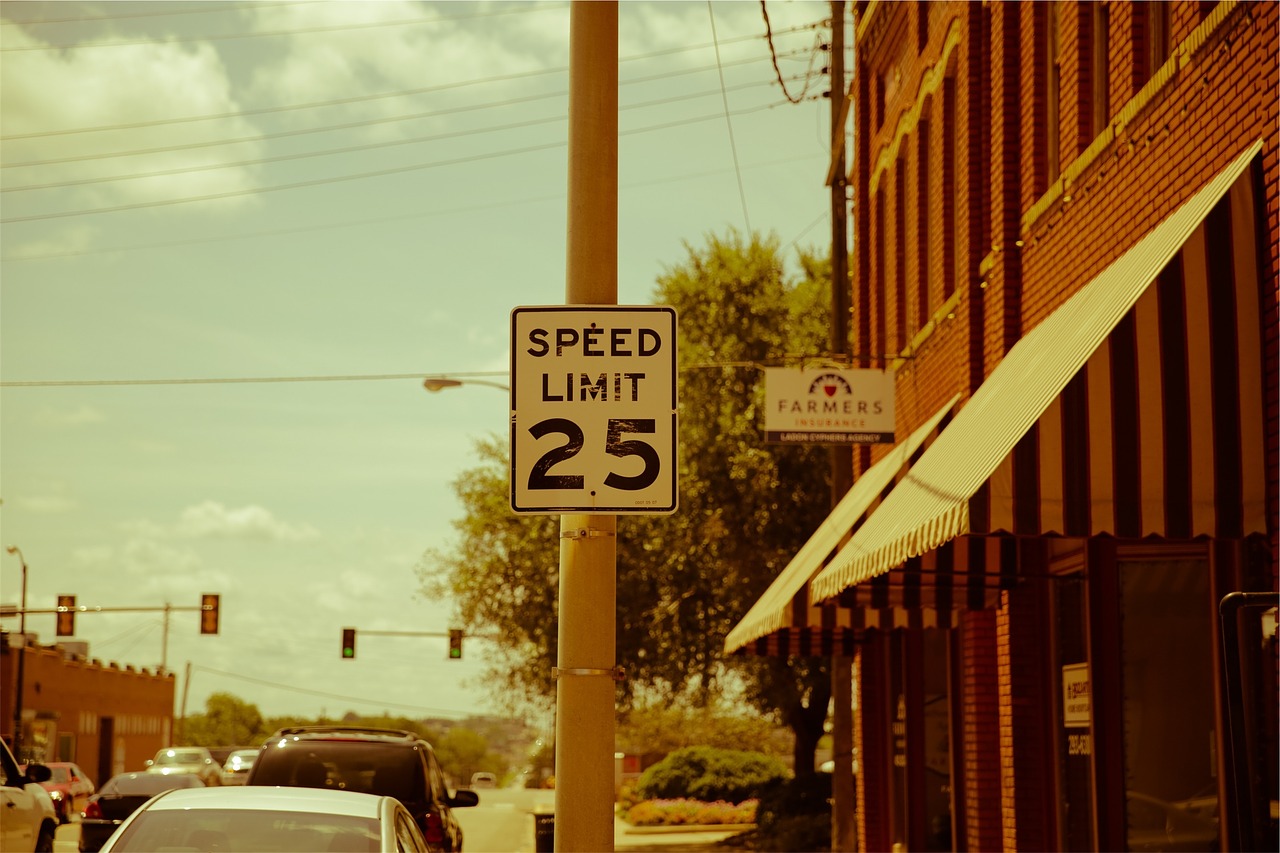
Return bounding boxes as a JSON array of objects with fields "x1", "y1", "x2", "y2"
[{"x1": 624, "y1": 798, "x2": 758, "y2": 827}]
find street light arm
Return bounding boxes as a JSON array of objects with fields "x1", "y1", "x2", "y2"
[{"x1": 423, "y1": 376, "x2": 510, "y2": 393}]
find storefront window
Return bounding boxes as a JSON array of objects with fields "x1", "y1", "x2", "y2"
[
  {"x1": 921, "y1": 629, "x2": 951, "y2": 851},
  {"x1": 1054, "y1": 574, "x2": 1094, "y2": 851},
  {"x1": 1119, "y1": 558, "x2": 1219, "y2": 851}
]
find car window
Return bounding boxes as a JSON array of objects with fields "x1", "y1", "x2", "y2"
[
  {"x1": 110, "y1": 807, "x2": 381, "y2": 852},
  {"x1": 395, "y1": 809, "x2": 426, "y2": 853},
  {"x1": 425, "y1": 753, "x2": 447, "y2": 803},
  {"x1": 0, "y1": 744, "x2": 19, "y2": 788},
  {"x1": 254, "y1": 742, "x2": 425, "y2": 803}
]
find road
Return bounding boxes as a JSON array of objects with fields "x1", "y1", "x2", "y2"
[{"x1": 456, "y1": 786, "x2": 555, "y2": 853}]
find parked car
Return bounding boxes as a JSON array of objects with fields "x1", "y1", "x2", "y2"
[
  {"x1": 469, "y1": 771, "x2": 497, "y2": 789},
  {"x1": 79, "y1": 772, "x2": 205, "y2": 852},
  {"x1": 0, "y1": 739, "x2": 57, "y2": 853},
  {"x1": 143, "y1": 746, "x2": 221, "y2": 786},
  {"x1": 245, "y1": 725, "x2": 479, "y2": 852},
  {"x1": 97, "y1": 785, "x2": 429, "y2": 852},
  {"x1": 219, "y1": 748, "x2": 257, "y2": 785},
  {"x1": 27, "y1": 761, "x2": 94, "y2": 824}
]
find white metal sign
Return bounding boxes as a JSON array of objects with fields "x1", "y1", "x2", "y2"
[
  {"x1": 1061, "y1": 663, "x2": 1090, "y2": 728},
  {"x1": 763, "y1": 367, "x2": 895, "y2": 443},
  {"x1": 510, "y1": 306, "x2": 678, "y2": 514}
]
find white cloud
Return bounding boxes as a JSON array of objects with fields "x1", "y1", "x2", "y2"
[
  {"x1": 0, "y1": 23, "x2": 264, "y2": 212},
  {"x1": 176, "y1": 501, "x2": 320, "y2": 542}
]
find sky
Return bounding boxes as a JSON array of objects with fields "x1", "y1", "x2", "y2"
[{"x1": 0, "y1": 0, "x2": 843, "y2": 724}]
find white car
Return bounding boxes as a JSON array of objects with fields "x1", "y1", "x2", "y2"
[
  {"x1": 98, "y1": 785, "x2": 429, "y2": 852},
  {"x1": 143, "y1": 747, "x2": 221, "y2": 786},
  {"x1": 0, "y1": 739, "x2": 57, "y2": 853},
  {"x1": 219, "y1": 749, "x2": 257, "y2": 786}
]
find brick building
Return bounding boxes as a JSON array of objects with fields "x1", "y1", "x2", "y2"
[
  {"x1": 729, "y1": 1, "x2": 1276, "y2": 850},
  {"x1": 2, "y1": 632, "x2": 175, "y2": 787}
]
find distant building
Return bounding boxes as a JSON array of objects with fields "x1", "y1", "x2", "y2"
[{"x1": 1, "y1": 631, "x2": 175, "y2": 785}]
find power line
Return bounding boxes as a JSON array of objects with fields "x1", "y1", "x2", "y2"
[
  {"x1": 707, "y1": 1, "x2": 751, "y2": 235},
  {"x1": 190, "y1": 664, "x2": 474, "y2": 718},
  {"x1": 1, "y1": 1, "x2": 319, "y2": 27},
  {"x1": 1, "y1": 2, "x2": 571, "y2": 53},
  {"x1": 0, "y1": 101, "x2": 785, "y2": 224},
  {"x1": 2, "y1": 76, "x2": 802, "y2": 194},
  {"x1": 0, "y1": 152, "x2": 824, "y2": 263},
  {"x1": 0, "y1": 371, "x2": 510, "y2": 389},
  {"x1": 760, "y1": 0, "x2": 823, "y2": 104},
  {"x1": 0, "y1": 24, "x2": 814, "y2": 142}
]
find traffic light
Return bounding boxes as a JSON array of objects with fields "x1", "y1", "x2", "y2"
[
  {"x1": 342, "y1": 628, "x2": 356, "y2": 659},
  {"x1": 56, "y1": 595, "x2": 76, "y2": 637},
  {"x1": 448, "y1": 629, "x2": 463, "y2": 660},
  {"x1": 199, "y1": 594, "x2": 220, "y2": 635}
]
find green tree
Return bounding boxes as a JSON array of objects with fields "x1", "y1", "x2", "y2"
[
  {"x1": 434, "y1": 728, "x2": 507, "y2": 787},
  {"x1": 420, "y1": 230, "x2": 834, "y2": 772},
  {"x1": 181, "y1": 692, "x2": 268, "y2": 747}
]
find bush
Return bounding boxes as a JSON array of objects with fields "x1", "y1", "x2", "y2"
[
  {"x1": 753, "y1": 773, "x2": 835, "y2": 852},
  {"x1": 634, "y1": 746, "x2": 788, "y2": 805}
]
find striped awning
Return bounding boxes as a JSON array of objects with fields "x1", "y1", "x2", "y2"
[
  {"x1": 724, "y1": 395, "x2": 959, "y2": 656},
  {"x1": 811, "y1": 140, "x2": 1266, "y2": 605}
]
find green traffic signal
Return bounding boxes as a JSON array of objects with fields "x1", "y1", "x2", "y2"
[
  {"x1": 448, "y1": 629, "x2": 463, "y2": 660},
  {"x1": 341, "y1": 628, "x2": 356, "y2": 659}
]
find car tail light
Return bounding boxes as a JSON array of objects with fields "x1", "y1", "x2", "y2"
[
  {"x1": 84, "y1": 800, "x2": 102, "y2": 819},
  {"x1": 422, "y1": 811, "x2": 445, "y2": 845}
]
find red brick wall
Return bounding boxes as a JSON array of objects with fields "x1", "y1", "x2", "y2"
[
  {"x1": 3, "y1": 642, "x2": 174, "y2": 782},
  {"x1": 851, "y1": 0, "x2": 1279, "y2": 845}
]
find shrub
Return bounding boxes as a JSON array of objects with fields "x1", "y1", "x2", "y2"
[
  {"x1": 634, "y1": 746, "x2": 788, "y2": 805},
  {"x1": 753, "y1": 773, "x2": 835, "y2": 852}
]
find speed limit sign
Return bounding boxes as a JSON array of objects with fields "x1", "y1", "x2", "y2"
[{"x1": 510, "y1": 306, "x2": 678, "y2": 514}]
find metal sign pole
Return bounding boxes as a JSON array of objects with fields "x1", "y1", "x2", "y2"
[{"x1": 554, "y1": 3, "x2": 618, "y2": 850}]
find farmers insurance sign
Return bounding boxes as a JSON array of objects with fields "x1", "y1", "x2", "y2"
[
  {"x1": 764, "y1": 367, "x2": 895, "y2": 443},
  {"x1": 510, "y1": 306, "x2": 677, "y2": 514}
]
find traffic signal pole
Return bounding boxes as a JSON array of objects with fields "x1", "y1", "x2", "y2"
[{"x1": 555, "y1": 4, "x2": 618, "y2": 851}]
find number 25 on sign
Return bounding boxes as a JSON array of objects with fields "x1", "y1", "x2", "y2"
[{"x1": 510, "y1": 306, "x2": 678, "y2": 515}]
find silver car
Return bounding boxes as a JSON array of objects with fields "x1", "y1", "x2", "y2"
[
  {"x1": 218, "y1": 749, "x2": 257, "y2": 786},
  {"x1": 143, "y1": 747, "x2": 221, "y2": 787},
  {"x1": 98, "y1": 785, "x2": 428, "y2": 852}
]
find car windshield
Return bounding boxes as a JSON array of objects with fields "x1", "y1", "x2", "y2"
[
  {"x1": 107, "y1": 775, "x2": 204, "y2": 796},
  {"x1": 109, "y1": 808, "x2": 380, "y2": 852},
  {"x1": 50, "y1": 767, "x2": 71, "y2": 783},
  {"x1": 154, "y1": 750, "x2": 204, "y2": 766},
  {"x1": 253, "y1": 743, "x2": 425, "y2": 803}
]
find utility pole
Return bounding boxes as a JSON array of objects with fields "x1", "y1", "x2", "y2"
[
  {"x1": 555, "y1": 3, "x2": 618, "y2": 851},
  {"x1": 6, "y1": 546, "x2": 29, "y2": 758},
  {"x1": 827, "y1": 3, "x2": 857, "y2": 851}
]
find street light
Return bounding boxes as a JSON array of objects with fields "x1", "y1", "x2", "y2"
[
  {"x1": 5, "y1": 545, "x2": 27, "y2": 758},
  {"x1": 422, "y1": 376, "x2": 509, "y2": 393}
]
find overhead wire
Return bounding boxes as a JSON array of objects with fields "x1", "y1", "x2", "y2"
[
  {"x1": 0, "y1": 28, "x2": 814, "y2": 145},
  {"x1": 2, "y1": 61, "x2": 807, "y2": 180},
  {"x1": 706, "y1": 1, "x2": 752, "y2": 234},
  {"x1": 1, "y1": 152, "x2": 824, "y2": 263},
  {"x1": 1, "y1": 1, "x2": 319, "y2": 27},
  {"x1": 0, "y1": 2, "x2": 572, "y2": 53},
  {"x1": 191, "y1": 664, "x2": 475, "y2": 718},
  {"x1": 0, "y1": 100, "x2": 792, "y2": 224}
]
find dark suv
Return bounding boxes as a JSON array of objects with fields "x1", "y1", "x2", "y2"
[{"x1": 244, "y1": 726, "x2": 478, "y2": 852}]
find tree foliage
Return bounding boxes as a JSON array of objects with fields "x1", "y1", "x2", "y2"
[
  {"x1": 419, "y1": 230, "x2": 835, "y2": 767},
  {"x1": 180, "y1": 692, "x2": 268, "y2": 747}
]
